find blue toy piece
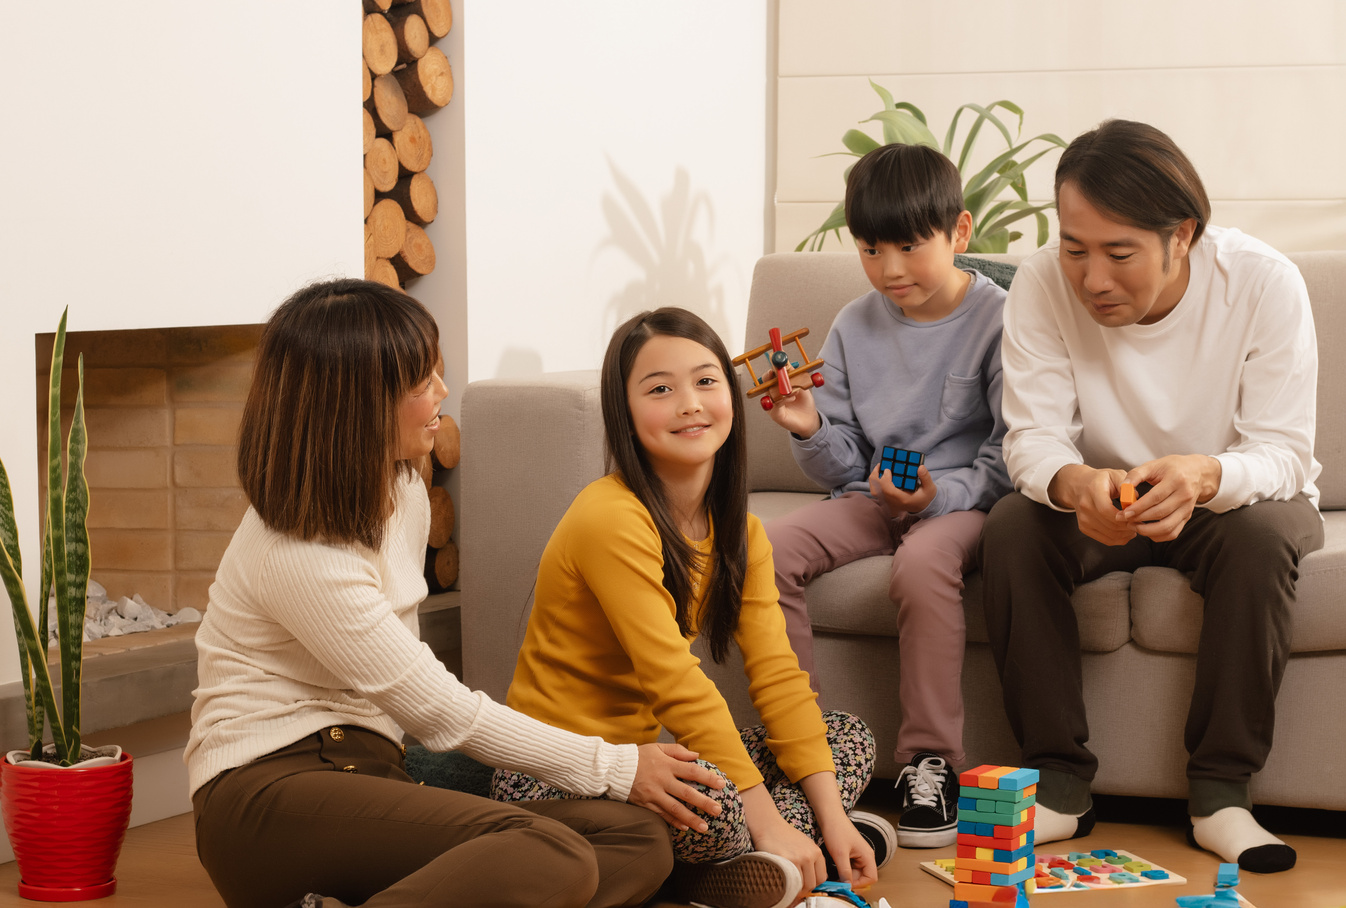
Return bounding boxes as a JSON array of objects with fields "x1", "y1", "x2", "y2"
[
  {"x1": 1215, "y1": 863, "x2": 1239, "y2": 888},
  {"x1": 880, "y1": 446, "x2": 924, "y2": 492},
  {"x1": 811, "y1": 879, "x2": 869, "y2": 907}
]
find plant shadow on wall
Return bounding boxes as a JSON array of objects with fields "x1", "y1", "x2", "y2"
[
  {"x1": 596, "y1": 160, "x2": 733, "y2": 344},
  {"x1": 797, "y1": 82, "x2": 1067, "y2": 254}
]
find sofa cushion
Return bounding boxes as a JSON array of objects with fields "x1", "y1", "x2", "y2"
[
  {"x1": 749, "y1": 491, "x2": 1134, "y2": 653},
  {"x1": 1131, "y1": 511, "x2": 1346, "y2": 655}
]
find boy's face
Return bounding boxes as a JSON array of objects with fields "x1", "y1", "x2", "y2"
[{"x1": 855, "y1": 210, "x2": 973, "y2": 322}]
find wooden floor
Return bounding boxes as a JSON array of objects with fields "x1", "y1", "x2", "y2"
[{"x1": 0, "y1": 795, "x2": 1340, "y2": 907}]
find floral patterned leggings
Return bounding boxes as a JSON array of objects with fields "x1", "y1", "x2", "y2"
[{"x1": 490, "y1": 710, "x2": 875, "y2": 863}]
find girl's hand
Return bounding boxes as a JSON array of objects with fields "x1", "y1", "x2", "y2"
[
  {"x1": 629, "y1": 743, "x2": 726, "y2": 832},
  {"x1": 818, "y1": 817, "x2": 878, "y2": 890},
  {"x1": 867, "y1": 462, "x2": 936, "y2": 517},
  {"x1": 741, "y1": 784, "x2": 824, "y2": 903},
  {"x1": 764, "y1": 382, "x2": 822, "y2": 439},
  {"x1": 751, "y1": 817, "x2": 826, "y2": 904}
]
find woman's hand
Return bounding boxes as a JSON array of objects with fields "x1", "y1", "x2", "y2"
[
  {"x1": 742, "y1": 784, "x2": 825, "y2": 903},
  {"x1": 629, "y1": 743, "x2": 726, "y2": 832}
]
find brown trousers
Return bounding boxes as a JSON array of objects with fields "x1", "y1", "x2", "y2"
[
  {"x1": 193, "y1": 726, "x2": 672, "y2": 908},
  {"x1": 979, "y1": 492, "x2": 1323, "y2": 816}
]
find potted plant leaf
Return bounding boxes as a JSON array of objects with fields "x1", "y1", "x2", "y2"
[
  {"x1": 0, "y1": 309, "x2": 134, "y2": 901},
  {"x1": 796, "y1": 82, "x2": 1067, "y2": 253}
]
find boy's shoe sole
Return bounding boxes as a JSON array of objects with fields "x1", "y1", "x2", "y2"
[
  {"x1": 675, "y1": 851, "x2": 802, "y2": 908},
  {"x1": 847, "y1": 809, "x2": 897, "y2": 867}
]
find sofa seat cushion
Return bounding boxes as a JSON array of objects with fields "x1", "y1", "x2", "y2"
[
  {"x1": 748, "y1": 491, "x2": 1133, "y2": 653},
  {"x1": 1131, "y1": 511, "x2": 1346, "y2": 655}
]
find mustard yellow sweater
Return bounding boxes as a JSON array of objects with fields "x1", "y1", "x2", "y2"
[{"x1": 507, "y1": 474, "x2": 833, "y2": 790}]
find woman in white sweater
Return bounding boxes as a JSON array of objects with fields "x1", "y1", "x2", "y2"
[{"x1": 186, "y1": 279, "x2": 721, "y2": 908}]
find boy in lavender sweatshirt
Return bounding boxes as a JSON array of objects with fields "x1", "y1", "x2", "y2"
[{"x1": 763, "y1": 143, "x2": 1011, "y2": 848}]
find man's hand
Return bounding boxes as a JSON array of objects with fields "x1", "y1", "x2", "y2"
[
  {"x1": 763, "y1": 378, "x2": 822, "y2": 439},
  {"x1": 868, "y1": 462, "x2": 936, "y2": 517},
  {"x1": 1119, "y1": 454, "x2": 1222, "y2": 542},
  {"x1": 1048, "y1": 464, "x2": 1137, "y2": 546},
  {"x1": 629, "y1": 743, "x2": 725, "y2": 831}
]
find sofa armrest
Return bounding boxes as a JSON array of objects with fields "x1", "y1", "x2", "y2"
[{"x1": 459, "y1": 371, "x2": 606, "y2": 701}]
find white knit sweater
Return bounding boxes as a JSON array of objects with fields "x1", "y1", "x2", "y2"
[{"x1": 185, "y1": 473, "x2": 637, "y2": 799}]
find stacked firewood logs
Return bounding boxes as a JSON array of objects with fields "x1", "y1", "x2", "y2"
[
  {"x1": 418, "y1": 408, "x2": 461, "y2": 593},
  {"x1": 363, "y1": 0, "x2": 453, "y2": 290}
]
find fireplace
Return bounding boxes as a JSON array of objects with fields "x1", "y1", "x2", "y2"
[{"x1": 37, "y1": 325, "x2": 262, "y2": 617}]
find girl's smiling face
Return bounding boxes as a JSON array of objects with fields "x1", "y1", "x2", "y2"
[
  {"x1": 625, "y1": 334, "x2": 733, "y2": 483},
  {"x1": 396, "y1": 367, "x2": 448, "y2": 460}
]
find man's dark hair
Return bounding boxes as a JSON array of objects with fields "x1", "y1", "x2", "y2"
[
  {"x1": 1055, "y1": 119, "x2": 1210, "y2": 246},
  {"x1": 844, "y1": 143, "x2": 965, "y2": 245}
]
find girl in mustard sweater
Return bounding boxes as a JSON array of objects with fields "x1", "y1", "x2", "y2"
[{"x1": 493, "y1": 308, "x2": 893, "y2": 908}]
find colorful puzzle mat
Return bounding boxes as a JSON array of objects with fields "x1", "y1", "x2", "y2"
[{"x1": 921, "y1": 848, "x2": 1187, "y2": 893}]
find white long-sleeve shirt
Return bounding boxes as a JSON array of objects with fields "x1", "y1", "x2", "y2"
[
  {"x1": 185, "y1": 473, "x2": 637, "y2": 798},
  {"x1": 1002, "y1": 225, "x2": 1319, "y2": 514}
]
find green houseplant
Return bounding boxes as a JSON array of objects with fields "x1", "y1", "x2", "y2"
[
  {"x1": 796, "y1": 82, "x2": 1067, "y2": 254},
  {"x1": 0, "y1": 309, "x2": 134, "y2": 901}
]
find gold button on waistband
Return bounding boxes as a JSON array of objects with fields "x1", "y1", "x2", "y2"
[
  {"x1": 342, "y1": 765, "x2": 357, "y2": 773},
  {"x1": 329, "y1": 727, "x2": 345, "y2": 742}
]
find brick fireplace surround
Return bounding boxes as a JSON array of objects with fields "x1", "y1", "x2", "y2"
[{"x1": 38, "y1": 324, "x2": 262, "y2": 617}]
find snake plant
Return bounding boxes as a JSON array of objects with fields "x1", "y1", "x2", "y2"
[
  {"x1": 796, "y1": 83, "x2": 1067, "y2": 254},
  {"x1": 0, "y1": 309, "x2": 91, "y2": 766}
]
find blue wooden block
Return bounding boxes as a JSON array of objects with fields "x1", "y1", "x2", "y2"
[
  {"x1": 1109, "y1": 872, "x2": 1140, "y2": 883},
  {"x1": 990, "y1": 866, "x2": 1034, "y2": 886},
  {"x1": 997, "y1": 768, "x2": 1039, "y2": 790},
  {"x1": 1216, "y1": 863, "x2": 1239, "y2": 888},
  {"x1": 1141, "y1": 869, "x2": 1170, "y2": 880}
]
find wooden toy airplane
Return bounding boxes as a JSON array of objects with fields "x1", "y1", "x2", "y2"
[{"x1": 732, "y1": 326, "x2": 825, "y2": 410}]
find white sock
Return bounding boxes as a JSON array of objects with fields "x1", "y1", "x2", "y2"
[
  {"x1": 1191, "y1": 807, "x2": 1296, "y2": 873},
  {"x1": 1033, "y1": 803, "x2": 1089, "y2": 844}
]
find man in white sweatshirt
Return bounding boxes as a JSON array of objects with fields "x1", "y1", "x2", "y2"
[{"x1": 982, "y1": 119, "x2": 1322, "y2": 875}]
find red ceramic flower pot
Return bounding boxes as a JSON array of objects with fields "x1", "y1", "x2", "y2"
[{"x1": 0, "y1": 752, "x2": 134, "y2": 901}]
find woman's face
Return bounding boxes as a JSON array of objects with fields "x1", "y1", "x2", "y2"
[
  {"x1": 624, "y1": 334, "x2": 733, "y2": 483},
  {"x1": 396, "y1": 367, "x2": 448, "y2": 460}
]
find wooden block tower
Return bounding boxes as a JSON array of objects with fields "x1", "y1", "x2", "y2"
[{"x1": 948, "y1": 764, "x2": 1040, "y2": 908}]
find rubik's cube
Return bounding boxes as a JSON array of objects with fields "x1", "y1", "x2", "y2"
[
  {"x1": 880, "y1": 446, "x2": 924, "y2": 492},
  {"x1": 948, "y1": 765, "x2": 1039, "y2": 908}
]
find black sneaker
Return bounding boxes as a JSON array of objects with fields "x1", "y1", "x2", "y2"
[
  {"x1": 846, "y1": 809, "x2": 896, "y2": 868},
  {"x1": 894, "y1": 753, "x2": 957, "y2": 847}
]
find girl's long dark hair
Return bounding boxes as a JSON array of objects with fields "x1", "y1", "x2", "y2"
[{"x1": 600, "y1": 308, "x2": 748, "y2": 663}]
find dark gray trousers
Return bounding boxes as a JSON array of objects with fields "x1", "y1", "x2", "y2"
[
  {"x1": 979, "y1": 492, "x2": 1322, "y2": 816},
  {"x1": 193, "y1": 726, "x2": 672, "y2": 908}
]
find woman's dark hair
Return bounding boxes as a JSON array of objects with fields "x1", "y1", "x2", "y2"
[
  {"x1": 1055, "y1": 119, "x2": 1210, "y2": 247},
  {"x1": 600, "y1": 308, "x2": 748, "y2": 663},
  {"x1": 844, "y1": 142, "x2": 965, "y2": 246},
  {"x1": 237, "y1": 278, "x2": 440, "y2": 550}
]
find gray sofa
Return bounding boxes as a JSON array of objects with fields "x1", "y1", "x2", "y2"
[{"x1": 460, "y1": 250, "x2": 1346, "y2": 811}]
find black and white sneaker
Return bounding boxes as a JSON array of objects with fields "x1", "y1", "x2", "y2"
[
  {"x1": 894, "y1": 753, "x2": 957, "y2": 847},
  {"x1": 846, "y1": 809, "x2": 896, "y2": 868}
]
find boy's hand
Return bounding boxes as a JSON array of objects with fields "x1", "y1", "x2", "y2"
[
  {"x1": 868, "y1": 462, "x2": 936, "y2": 516},
  {"x1": 764, "y1": 379, "x2": 822, "y2": 439}
]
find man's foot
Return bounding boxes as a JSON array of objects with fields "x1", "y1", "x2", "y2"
[
  {"x1": 1033, "y1": 802, "x2": 1096, "y2": 844},
  {"x1": 846, "y1": 809, "x2": 896, "y2": 868},
  {"x1": 1189, "y1": 806, "x2": 1296, "y2": 873},
  {"x1": 672, "y1": 851, "x2": 803, "y2": 908},
  {"x1": 894, "y1": 753, "x2": 957, "y2": 847}
]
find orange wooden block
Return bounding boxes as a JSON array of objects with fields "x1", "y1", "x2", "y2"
[
  {"x1": 960, "y1": 764, "x2": 1015, "y2": 789},
  {"x1": 953, "y1": 882, "x2": 1020, "y2": 901},
  {"x1": 1120, "y1": 482, "x2": 1137, "y2": 507}
]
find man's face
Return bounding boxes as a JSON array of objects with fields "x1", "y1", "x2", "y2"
[{"x1": 1056, "y1": 181, "x2": 1194, "y2": 327}]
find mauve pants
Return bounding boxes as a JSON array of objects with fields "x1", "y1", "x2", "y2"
[
  {"x1": 978, "y1": 492, "x2": 1323, "y2": 816},
  {"x1": 766, "y1": 491, "x2": 984, "y2": 766},
  {"x1": 192, "y1": 726, "x2": 672, "y2": 908}
]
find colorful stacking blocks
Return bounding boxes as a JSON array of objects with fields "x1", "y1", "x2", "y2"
[
  {"x1": 879, "y1": 446, "x2": 924, "y2": 492},
  {"x1": 949, "y1": 765, "x2": 1039, "y2": 908}
]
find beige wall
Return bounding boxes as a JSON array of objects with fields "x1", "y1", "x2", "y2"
[{"x1": 775, "y1": 1, "x2": 1346, "y2": 254}]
